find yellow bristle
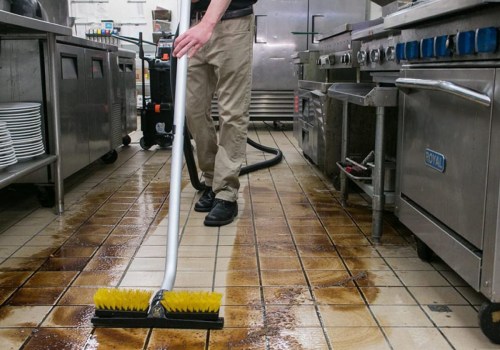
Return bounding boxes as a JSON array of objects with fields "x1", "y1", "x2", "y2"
[
  {"x1": 160, "y1": 291, "x2": 223, "y2": 313},
  {"x1": 93, "y1": 288, "x2": 153, "y2": 312}
]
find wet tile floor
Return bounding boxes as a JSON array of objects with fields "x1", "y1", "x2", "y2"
[{"x1": 0, "y1": 122, "x2": 498, "y2": 349}]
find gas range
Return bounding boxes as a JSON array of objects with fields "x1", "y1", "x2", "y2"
[
  {"x1": 317, "y1": 18, "x2": 383, "y2": 70},
  {"x1": 352, "y1": 23, "x2": 401, "y2": 72}
]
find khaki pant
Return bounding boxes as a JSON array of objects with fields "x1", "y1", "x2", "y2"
[{"x1": 186, "y1": 15, "x2": 254, "y2": 202}]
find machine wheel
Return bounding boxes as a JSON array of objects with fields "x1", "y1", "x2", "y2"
[
  {"x1": 101, "y1": 150, "x2": 118, "y2": 164},
  {"x1": 415, "y1": 236, "x2": 434, "y2": 262},
  {"x1": 122, "y1": 135, "x2": 132, "y2": 146},
  {"x1": 479, "y1": 302, "x2": 500, "y2": 344},
  {"x1": 37, "y1": 186, "x2": 55, "y2": 208},
  {"x1": 140, "y1": 137, "x2": 152, "y2": 150},
  {"x1": 158, "y1": 134, "x2": 173, "y2": 149}
]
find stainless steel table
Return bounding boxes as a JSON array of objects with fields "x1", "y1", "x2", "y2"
[
  {"x1": 0, "y1": 11, "x2": 71, "y2": 214},
  {"x1": 328, "y1": 83, "x2": 398, "y2": 242}
]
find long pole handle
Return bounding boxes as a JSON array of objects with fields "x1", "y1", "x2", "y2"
[{"x1": 162, "y1": 0, "x2": 191, "y2": 291}]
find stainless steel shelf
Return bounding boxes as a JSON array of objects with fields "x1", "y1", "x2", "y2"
[
  {"x1": 0, "y1": 10, "x2": 71, "y2": 36},
  {"x1": 384, "y1": 0, "x2": 500, "y2": 29},
  {"x1": 0, "y1": 155, "x2": 56, "y2": 188},
  {"x1": 336, "y1": 162, "x2": 395, "y2": 205},
  {"x1": 328, "y1": 83, "x2": 398, "y2": 107}
]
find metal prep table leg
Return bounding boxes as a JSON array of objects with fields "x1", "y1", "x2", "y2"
[
  {"x1": 340, "y1": 100, "x2": 349, "y2": 207},
  {"x1": 372, "y1": 106, "x2": 386, "y2": 243},
  {"x1": 47, "y1": 33, "x2": 64, "y2": 214}
]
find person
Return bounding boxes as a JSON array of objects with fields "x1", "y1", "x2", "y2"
[{"x1": 173, "y1": 0, "x2": 257, "y2": 226}]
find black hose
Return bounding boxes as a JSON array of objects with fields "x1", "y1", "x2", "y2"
[{"x1": 240, "y1": 137, "x2": 283, "y2": 176}]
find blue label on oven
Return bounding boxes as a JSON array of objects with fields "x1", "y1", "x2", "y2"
[{"x1": 425, "y1": 148, "x2": 446, "y2": 172}]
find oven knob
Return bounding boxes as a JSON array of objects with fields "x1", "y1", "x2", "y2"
[
  {"x1": 435, "y1": 35, "x2": 452, "y2": 57},
  {"x1": 342, "y1": 53, "x2": 351, "y2": 64},
  {"x1": 476, "y1": 27, "x2": 498, "y2": 53},
  {"x1": 385, "y1": 46, "x2": 396, "y2": 61},
  {"x1": 405, "y1": 41, "x2": 420, "y2": 60},
  {"x1": 318, "y1": 54, "x2": 334, "y2": 67},
  {"x1": 370, "y1": 48, "x2": 382, "y2": 63},
  {"x1": 420, "y1": 37, "x2": 435, "y2": 58},
  {"x1": 357, "y1": 50, "x2": 367, "y2": 65},
  {"x1": 396, "y1": 42, "x2": 405, "y2": 61},
  {"x1": 457, "y1": 30, "x2": 475, "y2": 55}
]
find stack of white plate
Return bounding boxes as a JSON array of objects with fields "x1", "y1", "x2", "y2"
[
  {"x1": 0, "y1": 102, "x2": 46, "y2": 161},
  {"x1": 0, "y1": 121, "x2": 17, "y2": 170}
]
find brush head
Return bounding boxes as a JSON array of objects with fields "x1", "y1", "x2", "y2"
[
  {"x1": 161, "y1": 291, "x2": 223, "y2": 313},
  {"x1": 93, "y1": 288, "x2": 153, "y2": 312}
]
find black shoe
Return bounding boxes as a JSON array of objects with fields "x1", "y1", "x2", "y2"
[
  {"x1": 204, "y1": 199, "x2": 238, "y2": 226},
  {"x1": 194, "y1": 187, "x2": 216, "y2": 212}
]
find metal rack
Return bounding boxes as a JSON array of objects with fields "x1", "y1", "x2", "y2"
[
  {"x1": 0, "y1": 11, "x2": 71, "y2": 214},
  {"x1": 328, "y1": 82, "x2": 398, "y2": 242}
]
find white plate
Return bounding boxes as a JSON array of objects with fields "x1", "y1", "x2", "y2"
[
  {"x1": 0, "y1": 111, "x2": 40, "y2": 117},
  {"x1": 0, "y1": 102, "x2": 41, "y2": 111},
  {"x1": 14, "y1": 148, "x2": 44, "y2": 156},
  {"x1": 14, "y1": 142, "x2": 45, "y2": 152},
  {"x1": 9, "y1": 131, "x2": 41, "y2": 138},
  {"x1": 15, "y1": 149, "x2": 44, "y2": 157},
  {"x1": 0, "y1": 154, "x2": 16, "y2": 162},
  {"x1": 17, "y1": 149, "x2": 45, "y2": 160},
  {"x1": 0, "y1": 139, "x2": 13, "y2": 146},
  {"x1": 0, "y1": 147, "x2": 14, "y2": 155},
  {"x1": 9, "y1": 130, "x2": 42, "y2": 137},
  {"x1": 14, "y1": 144, "x2": 44, "y2": 153},
  {"x1": 13, "y1": 140, "x2": 45, "y2": 151},
  {"x1": 12, "y1": 135, "x2": 43, "y2": 144},
  {"x1": 5, "y1": 123, "x2": 41, "y2": 131},
  {"x1": 2, "y1": 116, "x2": 41, "y2": 122},
  {"x1": 0, "y1": 159, "x2": 17, "y2": 170}
]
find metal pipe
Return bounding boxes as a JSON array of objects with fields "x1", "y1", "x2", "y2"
[
  {"x1": 47, "y1": 33, "x2": 64, "y2": 214},
  {"x1": 340, "y1": 100, "x2": 349, "y2": 206},
  {"x1": 161, "y1": 0, "x2": 191, "y2": 291},
  {"x1": 372, "y1": 106, "x2": 386, "y2": 243}
]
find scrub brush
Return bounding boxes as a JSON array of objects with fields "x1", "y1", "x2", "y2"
[{"x1": 93, "y1": 288, "x2": 223, "y2": 321}]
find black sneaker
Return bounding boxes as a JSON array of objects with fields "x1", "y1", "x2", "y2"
[
  {"x1": 194, "y1": 187, "x2": 215, "y2": 212},
  {"x1": 204, "y1": 199, "x2": 238, "y2": 226}
]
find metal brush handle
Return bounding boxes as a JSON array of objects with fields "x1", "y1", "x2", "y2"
[{"x1": 162, "y1": 0, "x2": 191, "y2": 291}]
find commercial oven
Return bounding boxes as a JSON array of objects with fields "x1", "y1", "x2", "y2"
[{"x1": 387, "y1": 1, "x2": 500, "y2": 343}]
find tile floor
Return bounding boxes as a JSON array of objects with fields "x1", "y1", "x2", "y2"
[{"x1": 0, "y1": 122, "x2": 498, "y2": 349}]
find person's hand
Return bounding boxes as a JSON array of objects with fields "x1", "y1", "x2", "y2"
[{"x1": 173, "y1": 21, "x2": 214, "y2": 58}]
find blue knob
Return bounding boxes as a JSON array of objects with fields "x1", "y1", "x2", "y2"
[
  {"x1": 476, "y1": 27, "x2": 498, "y2": 53},
  {"x1": 396, "y1": 42, "x2": 405, "y2": 61},
  {"x1": 405, "y1": 41, "x2": 420, "y2": 60},
  {"x1": 421, "y1": 37, "x2": 435, "y2": 58},
  {"x1": 457, "y1": 30, "x2": 475, "y2": 55},
  {"x1": 435, "y1": 35, "x2": 452, "y2": 57}
]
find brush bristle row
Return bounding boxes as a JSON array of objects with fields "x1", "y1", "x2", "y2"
[
  {"x1": 161, "y1": 291, "x2": 223, "y2": 313},
  {"x1": 93, "y1": 288, "x2": 153, "y2": 311}
]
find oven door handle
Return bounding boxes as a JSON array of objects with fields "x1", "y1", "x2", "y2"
[{"x1": 395, "y1": 77, "x2": 491, "y2": 107}]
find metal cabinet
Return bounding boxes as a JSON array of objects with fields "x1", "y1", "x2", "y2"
[
  {"x1": 109, "y1": 50, "x2": 137, "y2": 149},
  {"x1": 211, "y1": 0, "x2": 370, "y2": 122},
  {"x1": 57, "y1": 40, "x2": 116, "y2": 179},
  {"x1": 253, "y1": 0, "x2": 370, "y2": 90}
]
